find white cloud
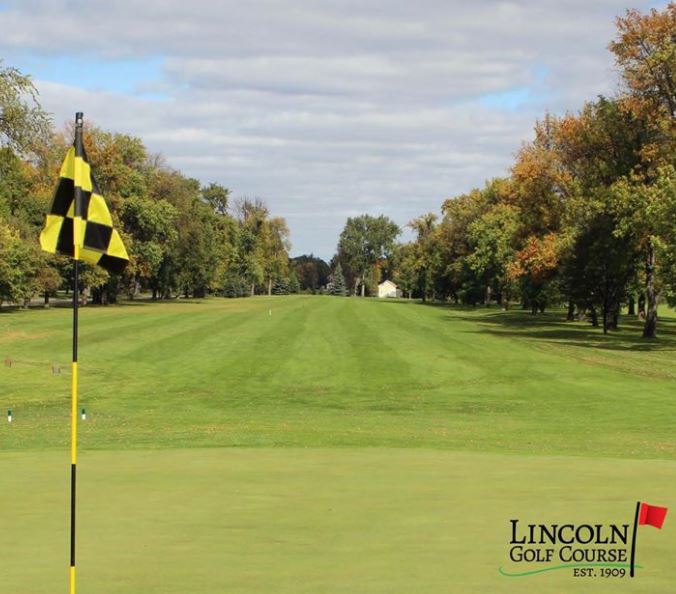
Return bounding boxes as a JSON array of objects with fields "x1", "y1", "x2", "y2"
[{"x1": 0, "y1": 0, "x2": 659, "y2": 258}]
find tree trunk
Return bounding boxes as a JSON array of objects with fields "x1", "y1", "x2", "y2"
[
  {"x1": 642, "y1": 241, "x2": 658, "y2": 338},
  {"x1": 590, "y1": 307, "x2": 598, "y2": 327},
  {"x1": 44, "y1": 292, "x2": 50, "y2": 308},
  {"x1": 627, "y1": 295, "x2": 635, "y2": 316},
  {"x1": 484, "y1": 285, "x2": 492, "y2": 307},
  {"x1": 501, "y1": 290, "x2": 510, "y2": 311},
  {"x1": 267, "y1": 276, "x2": 272, "y2": 296},
  {"x1": 250, "y1": 282, "x2": 255, "y2": 297},
  {"x1": 637, "y1": 293, "x2": 646, "y2": 320},
  {"x1": 566, "y1": 300, "x2": 575, "y2": 321},
  {"x1": 610, "y1": 307, "x2": 619, "y2": 330},
  {"x1": 361, "y1": 282, "x2": 365, "y2": 297}
]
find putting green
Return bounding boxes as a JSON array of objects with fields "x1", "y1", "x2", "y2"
[{"x1": 1, "y1": 448, "x2": 674, "y2": 593}]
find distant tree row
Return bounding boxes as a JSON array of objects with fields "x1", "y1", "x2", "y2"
[
  {"x1": 331, "y1": 5, "x2": 675, "y2": 338},
  {"x1": 0, "y1": 61, "x2": 295, "y2": 306}
]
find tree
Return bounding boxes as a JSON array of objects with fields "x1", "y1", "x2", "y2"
[
  {"x1": 0, "y1": 60, "x2": 51, "y2": 154},
  {"x1": 34, "y1": 255, "x2": 62, "y2": 307},
  {"x1": 260, "y1": 217, "x2": 291, "y2": 296},
  {"x1": 392, "y1": 243, "x2": 417, "y2": 299},
  {"x1": 408, "y1": 213, "x2": 438, "y2": 302},
  {"x1": 466, "y1": 203, "x2": 519, "y2": 308},
  {"x1": 0, "y1": 60, "x2": 292, "y2": 307},
  {"x1": 202, "y1": 182, "x2": 230, "y2": 215},
  {"x1": 563, "y1": 213, "x2": 639, "y2": 333},
  {"x1": 121, "y1": 196, "x2": 178, "y2": 298},
  {"x1": 554, "y1": 96, "x2": 648, "y2": 321},
  {"x1": 331, "y1": 262, "x2": 347, "y2": 296},
  {"x1": 610, "y1": 4, "x2": 676, "y2": 119},
  {"x1": 611, "y1": 166, "x2": 676, "y2": 337},
  {"x1": 0, "y1": 220, "x2": 39, "y2": 306},
  {"x1": 0, "y1": 147, "x2": 31, "y2": 220},
  {"x1": 511, "y1": 115, "x2": 569, "y2": 238},
  {"x1": 507, "y1": 234, "x2": 561, "y2": 314},
  {"x1": 236, "y1": 199, "x2": 268, "y2": 296},
  {"x1": 290, "y1": 254, "x2": 330, "y2": 292},
  {"x1": 606, "y1": 3, "x2": 676, "y2": 337},
  {"x1": 336, "y1": 214, "x2": 400, "y2": 296}
]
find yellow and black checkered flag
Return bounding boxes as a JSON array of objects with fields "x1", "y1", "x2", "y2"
[{"x1": 40, "y1": 143, "x2": 129, "y2": 274}]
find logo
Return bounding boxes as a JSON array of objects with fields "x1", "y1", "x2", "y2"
[{"x1": 499, "y1": 501, "x2": 668, "y2": 578}]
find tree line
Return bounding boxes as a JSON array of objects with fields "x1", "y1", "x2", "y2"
[
  {"x1": 0, "y1": 67, "x2": 296, "y2": 306},
  {"x1": 1, "y1": 5, "x2": 674, "y2": 341},
  {"x1": 332, "y1": 5, "x2": 675, "y2": 338}
]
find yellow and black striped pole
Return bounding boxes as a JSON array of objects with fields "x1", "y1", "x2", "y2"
[
  {"x1": 38, "y1": 110, "x2": 129, "y2": 591},
  {"x1": 69, "y1": 111, "x2": 84, "y2": 594}
]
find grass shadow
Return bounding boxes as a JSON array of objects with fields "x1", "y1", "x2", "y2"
[{"x1": 429, "y1": 304, "x2": 676, "y2": 353}]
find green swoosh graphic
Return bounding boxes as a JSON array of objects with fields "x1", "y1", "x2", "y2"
[{"x1": 499, "y1": 563, "x2": 640, "y2": 577}]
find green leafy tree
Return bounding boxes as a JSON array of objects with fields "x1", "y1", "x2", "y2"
[
  {"x1": 336, "y1": 214, "x2": 400, "y2": 296},
  {"x1": 466, "y1": 203, "x2": 520, "y2": 308},
  {"x1": 408, "y1": 213, "x2": 438, "y2": 302},
  {"x1": 330, "y1": 262, "x2": 347, "y2": 296},
  {"x1": 290, "y1": 254, "x2": 330, "y2": 292},
  {"x1": 0, "y1": 220, "x2": 39, "y2": 306},
  {"x1": 563, "y1": 213, "x2": 639, "y2": 333},
  {"x1": 611, "y1": 166, "x2": 676, "y2": 337},
  {"x1": 236, "y1": 199, "x2": 268, "y2": 296},
  {"x1": 202, "y1": 182, "x2": 230, "y2": 215},
  {"x1": 121, "y1": 196, "x2": 178, "y2": 297},
  {"x1": 0, "y1": 60, "x2": 51, "y2": 154},
  {"x1": 392, "y1": 243, "x2": 417, "y2": 299},
  {"x1": 260, "y1": 217, "x2": 291, "y2": 296}
]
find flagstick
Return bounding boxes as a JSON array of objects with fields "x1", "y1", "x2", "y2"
[
  {"x1": 70, "y1": 111, "x2": 84, "y2": 594},
  {"x1": 629, "y1": 500, "x2": 640, "y2": 578}
]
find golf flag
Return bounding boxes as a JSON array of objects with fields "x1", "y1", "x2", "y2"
[
  {"x1": 40, "y1": 113, "x2": 125, "y2": 594},
  {"x1": 40, "y1": 144, "x2": 128, "y2": 273},
  {"x1": 639, "y1": 502, "x2": 668, "y2": 529}
]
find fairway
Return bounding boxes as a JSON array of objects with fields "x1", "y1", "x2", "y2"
[{"x1": 1, "y1": 296, "x2": 675, "y2": 592}]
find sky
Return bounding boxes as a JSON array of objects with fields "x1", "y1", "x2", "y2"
[{"x1": 0, "y1": 1, "x2": 668, "y2": 260}]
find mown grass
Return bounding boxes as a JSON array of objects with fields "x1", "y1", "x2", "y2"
[
  {"x1": 1, "y1": 296, "x2": 675, "y2": 593},
  {"x1": 2, "y1": 449, "x2": 675, "y2": 594},
  {"x1": 1, "y1": 296, "x2": 674, "y2": 457}
]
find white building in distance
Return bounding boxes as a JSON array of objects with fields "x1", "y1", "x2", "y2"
[{"x1": 377, "y1": 280, "x2": 401, "y2": 298}]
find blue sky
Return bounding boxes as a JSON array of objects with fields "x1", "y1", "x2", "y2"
[
  {"x1": 9, "y1": 54, "x2": 166, "y2": 98},
  {"x1": 0, "y1": 0, "x2": 667, "y2": 259}
]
